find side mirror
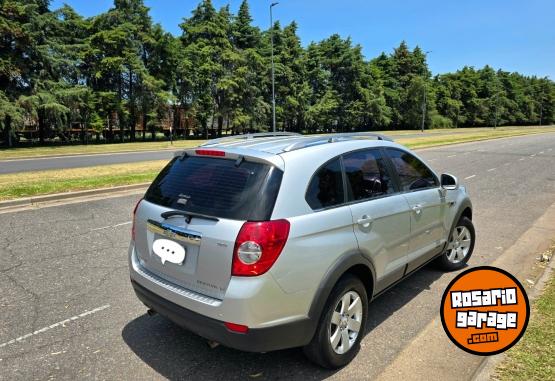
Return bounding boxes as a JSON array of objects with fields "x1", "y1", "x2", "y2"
[{"x1": 441, "y1": 173, "x2": 458, "y2": 190}]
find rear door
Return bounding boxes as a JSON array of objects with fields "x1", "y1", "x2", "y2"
[
  {"x1": 344, "y1": 148, "x2": 411, "y2": 292},
  {"x1": 133, "y1": 154, "x2": 282, "y2": 300},
  {"x1": 384, "y1": 148, "x2": 447, "y2": 272}
]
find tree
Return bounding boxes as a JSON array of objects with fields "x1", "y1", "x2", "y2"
[
  {"x1": 2, "y1": 0, "x2": 555, "y2": 147},
  {"x1": 180, "y1": 0, "x2": 233, "y2": 137},
  {"x1": 230, "y1": 0, "x2": 267, "y2": 133},
  {"x1": 305, "y1": 34, "x2": 389, "y2": 132}
]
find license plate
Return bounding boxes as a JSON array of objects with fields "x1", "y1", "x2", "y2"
[{"x1": 152, "y1": 238, "x2": 186, "y2": 265}]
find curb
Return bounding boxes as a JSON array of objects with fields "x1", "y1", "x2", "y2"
[
  {"x1": 0, "y1": 183, "x2": 150, "y2": 209},
  {"x1": 471, "y1": 249, "x2": 555, "y2": 381}
]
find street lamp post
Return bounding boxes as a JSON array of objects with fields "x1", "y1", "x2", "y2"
[
  {"x1": 270, "y1": 2, "x2": 279, "y2": 133},
  {"x1": 539, "y1": 75, "x2": 550, "y2": 126},
  {"x1": 421, "y1": 50, "x2": 432, "y2": 133}
]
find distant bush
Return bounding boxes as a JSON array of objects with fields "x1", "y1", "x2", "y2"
[{"x1": 430, "y1": 114, "x2": 454, "y2": 129}]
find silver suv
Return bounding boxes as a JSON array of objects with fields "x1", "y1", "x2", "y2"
[{"x1": 129, "y1": 132, "x2": 475, "y2": 368}]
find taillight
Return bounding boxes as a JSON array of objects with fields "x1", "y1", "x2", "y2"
[
  {"x1": 131, "y1": 198, "x2": 142, "y2": 241},
  {"x1": 232, "y1": 220, "x2": 290, "y2": 276},
  {"x1": 195, "y1": 149, "x2": 225, "y2": 157}
]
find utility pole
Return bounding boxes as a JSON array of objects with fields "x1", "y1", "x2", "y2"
[
  {"x1": 421, "y1": 50, "x2": 432, "y2": 133},
  {"x1": 270, "y1": 2, "x2": 279, "y2": 133}
]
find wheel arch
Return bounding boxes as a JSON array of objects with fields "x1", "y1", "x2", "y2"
[
  {"x1": 308, "y1": 251, "x2": 375, "y2": 323},
  {"x1": 454, "y1": 198, "x2": 473, "y2": 225},
  {"x1": 460, "y1": 206, "x2": 472, "y2": 221}
]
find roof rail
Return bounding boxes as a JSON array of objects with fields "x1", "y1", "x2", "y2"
[
  {"x1": 200, "y1": 132, "x2": 301, "y2": 147},
  {"x1": 282, "y1": 132, "x2": 393, "y2": 152}
]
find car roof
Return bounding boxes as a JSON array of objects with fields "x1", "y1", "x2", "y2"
[
  {"x1": 182, "y1": 132, "x2": 411, "y2": 171},
  {"x1": 197, "y1": 132, "x2": 397, "y2": 155}
]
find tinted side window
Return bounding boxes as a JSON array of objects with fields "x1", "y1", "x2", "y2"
[
  {"x1": 386, "y1": 149, "x2": 438, "y2": 191},
  {"x1": 306, "y1": 158, "x2": 345, "y2": 210},
  {"x1": 343, "y1": 149, "x2": 395, "y2": 201}
]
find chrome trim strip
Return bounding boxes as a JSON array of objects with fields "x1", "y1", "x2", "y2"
[
  {"x1": 147, "y1": 220, "x2": 202, "y2": 246},
  {"x1": 133, "y1": 258, "x2": 222, "y2": 306}
]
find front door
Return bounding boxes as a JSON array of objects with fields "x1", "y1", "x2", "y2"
[
  {"x1": 343, "y1": 148, "x2": 411, "y2": 293},
  {"x1": 385, "y1": 148, "x2": 447, "y2": 272}
]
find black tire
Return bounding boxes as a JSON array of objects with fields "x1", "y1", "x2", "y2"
[
  {"x1": 435, "y1": 216, "x2": 475, "y2": 271},
  {"x1": 303, "y1": 274, "x2": 368, "y2": 369}
]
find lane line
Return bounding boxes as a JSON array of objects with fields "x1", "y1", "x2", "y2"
[
  {"x1": 519, "y1": 158, "x2": 525, "y2": 161},
  {"x1": 530, "y1": 154, "x2": 536, "y2": 157},
  {"x1": 0, "y1": 305, "x2": 110, "y2": 349},
  {"x1": 487, "y1": 168, "x2": 497, "y2": 172},
  {"x1": 447, "y1": 154, "x2": 457, "y2": 158},
  {"x1": 90, "y1": 221, "x2": 131, "y2": 232},
  {"x1": 464, "y1": 175, "x2": 476, "y2": 180}
]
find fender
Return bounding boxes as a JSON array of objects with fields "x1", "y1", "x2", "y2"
[
  {"x1": 307, "y1": 251, "x2": 375, "y2": 323},
  {"x1": 453, "y1": 197, "x2": 473, "y2": 229},
  {"x1": 441, "y1": 196, "x2": 472, "y2": 253}
]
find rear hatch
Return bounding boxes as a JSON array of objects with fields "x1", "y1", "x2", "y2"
[{"x1": 133, "y1": 152, "x2": 282, "y2": 300}]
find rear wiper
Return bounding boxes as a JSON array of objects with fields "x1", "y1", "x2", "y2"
[{"x1": 161, "y1": 210, "x2": 219, "y2": 223}]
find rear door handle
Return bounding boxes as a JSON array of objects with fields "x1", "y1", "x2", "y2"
[
  {"x1": 357, "y1": 215, "x2": 373, "y2": 228},
  {"x1": 412, "y1": 204, "x2": 423, "y2": 215}
]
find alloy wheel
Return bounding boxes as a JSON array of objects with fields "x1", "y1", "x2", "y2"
[
  {"x1": 445, "y1": 226, "x2": 472, "y2": 263},
  {"x1": 329, "y1": 290, "x2": 363, "y2": 354}
]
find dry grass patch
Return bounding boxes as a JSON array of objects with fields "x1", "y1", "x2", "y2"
[{"x1": 0, "y1": 160, "x2": 167, "y2": 200}]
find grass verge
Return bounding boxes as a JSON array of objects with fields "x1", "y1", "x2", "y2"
[
  {"x1": 1, "y1": 126, "x2": 554, "y2": 160},
  {"x1": 0, "y1": 140, "x2": 201, "y2": 160},
  {"x1": 398, "y1": 127, "x2": 555, "y2": 149},
  {"x1": 0, "y1": 161, "x2": 166, "y2": 201},
  {"x1": 2, "y1": 126, "x2": 555, "y2": 202},
  {"x1": 494, "y1": 268, "x2": 555, "y2": 380}
]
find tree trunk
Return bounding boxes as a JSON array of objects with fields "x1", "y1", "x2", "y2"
[
  {"x1": 118, "y1": 74, "x2": 124, "y2": 143},
  {"x1": 107, "y1": 115, "x2": 113, "y2": 143},
  {"x1": 4, "y1": 115, "x2": 13, "y2": 147},
  {"x1": 129, "y1": 68, "x2": 136, "y2": 141},
  {"x1": 217, "y1": 115, "x2": 224, "y2": 137},
  {"x1": 142, "y1": 105, "x2": 147, "y2": 141},
  {"x1": 120, "y1": 114, "x2": 124, "y2": 143},
  {"x1": 38, "y1": 111, "x2": 45, "y2": 144},
  {"x1": 202, "y1": 119, "x2": 208, "y2": 139}
]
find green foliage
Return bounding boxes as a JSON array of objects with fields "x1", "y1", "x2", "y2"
[{"x1": 1, "y1": 0, "x2": 554, "y2": 147}]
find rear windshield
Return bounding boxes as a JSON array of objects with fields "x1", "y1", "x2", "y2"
[{"x1": 144, "y1": 156, "x2": 282, "y2": 221}]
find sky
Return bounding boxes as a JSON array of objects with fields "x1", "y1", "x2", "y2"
[{"x1": 50, "y1": 0, "x2": 555, "y2": 79}]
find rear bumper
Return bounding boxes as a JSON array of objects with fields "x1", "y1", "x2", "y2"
[{"x1": 131, "y1": 280, "x2": 315, "y2": 352}]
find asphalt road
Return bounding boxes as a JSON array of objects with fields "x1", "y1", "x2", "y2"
[
  {"x1": 1, "y1": 133, "x2": 555, "y2": 380},
  {"x1": 0, "y1": 129, "x2": 521, "y2": 174},
  {"x1": 0, "y1": 149, "x2": 180, "y2": 174}
]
